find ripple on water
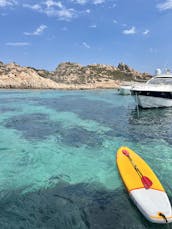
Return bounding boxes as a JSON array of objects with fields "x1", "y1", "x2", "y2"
[{"x1": 0, "y1": 182, "x2": 167, "y2": 229}]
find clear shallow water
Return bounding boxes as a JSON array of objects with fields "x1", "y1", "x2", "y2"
[{"x1": 0, "y1": 90, "x2": 172, "y2": 228}]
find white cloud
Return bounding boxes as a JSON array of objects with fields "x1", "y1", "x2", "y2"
[
  {"x1": 89, "y1": 24, "x2": 96, "y2": 28},
  {"x1": 71, "y1": 0, "x2": 105, "y2": 5},
  {"x1": 23, "y1": 4, "x2": 41, "y2": 11},
  {"x1": 23, "y1": 2, "x2": 77, "y2": 21},
  {"x1": 23, "y1": 0, "x2": 104, "y2": 21},
  {"x1": 73, "y1": 0, "x2": 87, "y2": 4},
  {"x1": 85, "y1": 9, "x2": 90, "y2": 13},
  {"x1": 143, "y1": 29, "x2": 150, "y2": 35},
  {"x1": 113, "y1": 19, "x2": 118, "y2": 24},
  {"x1": 112, "y1": 3, "x2": 116, "y2": 8},
  {"x1": 0, "y1": 0, "x2": 17, "y2": 7},
  {"x1": 56, "y1": 8, "x2": 76, "y2": 20},
  {"x1": 24, "y1": 25, "x2": 47, "y2": 36},
  {"x1": 6, "y1": 42, "x2": 30, "y2": 46},
  {"x1": 157, "y1": 0, "x2": 172, "y2": 10},
  {"x1": 0, "y1": 12, "x2": 7, "y2": 16},
  {"x1": 93, "y1": 0, "x2": 105, "y2": 4},
  {"x1": 44, "y1": 0, "x2": 63, "y2": 8},
  {"x1": 123, "y1": 26, "x2": 136, "y2": 35},
  {"x1": 82, "y1": 42, "x2": 90, "y2": 48}
]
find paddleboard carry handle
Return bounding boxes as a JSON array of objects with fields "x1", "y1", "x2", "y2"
[
  {"x1": 122, "y1": 149, "x2": 153, "y2": 189},
  {"x1": 159, "y1": 212, "x2": 168, "y2": 223}
]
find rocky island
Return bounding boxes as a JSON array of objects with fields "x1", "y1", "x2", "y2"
[{"x1": 0, "y1": 61, "x2": 151, "y2": 89}]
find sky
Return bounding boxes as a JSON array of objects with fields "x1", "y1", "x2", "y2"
[{"x1": 0, "y1": 0, "x2": 172, "y2": 73}]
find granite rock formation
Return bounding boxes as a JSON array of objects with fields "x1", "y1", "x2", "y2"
[{"x1": 0, "y1": 61, "x2": 151, "y2": 89}]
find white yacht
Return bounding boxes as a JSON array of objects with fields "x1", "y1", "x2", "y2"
[
  {"x1": 130, "y1": 69, "x2": 172, "y2": 108},
  {"x1": 118, "y1": 85, "x2": 131, "y2": 95}
]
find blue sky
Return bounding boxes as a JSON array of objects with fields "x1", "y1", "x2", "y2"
[{"x1": 0, "y1": 0, "x2": 172, "y2": 73}]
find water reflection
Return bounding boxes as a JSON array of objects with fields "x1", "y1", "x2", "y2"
[{"x1": 128, "y1": 107, "x2": 172, "y2": 145}]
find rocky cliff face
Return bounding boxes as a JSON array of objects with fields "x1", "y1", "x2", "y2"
[
  {"x1": 50, "y1": 62, "x2": 151, "y2": 84},
  {"x1": 0, "y1": 61, "x2": 151, "y2": 89},
  {"x1": 0, "y1": 62, "x2": 61, "y2": 89}
]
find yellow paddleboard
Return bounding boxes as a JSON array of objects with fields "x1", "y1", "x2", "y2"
[{"x1": 116, "y1": 146, "x2": 172, "y2": 224}]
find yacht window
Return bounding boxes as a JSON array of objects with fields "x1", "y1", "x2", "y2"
[{"x1": 148, "y1": 77, "x2": 172, "y2": 85}]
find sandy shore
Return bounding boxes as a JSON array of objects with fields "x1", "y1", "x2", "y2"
[{"x1": 0, "y1": 80, "x2": 123, "y2": 90}]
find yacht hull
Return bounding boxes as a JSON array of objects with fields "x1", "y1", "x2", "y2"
[{"x1": 133, "y1": 94, "x2": 172, "y2": 108}]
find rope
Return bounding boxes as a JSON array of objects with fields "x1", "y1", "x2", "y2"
[{"x1": 159, "y1": 212, "x2": 168, "y2": 223}]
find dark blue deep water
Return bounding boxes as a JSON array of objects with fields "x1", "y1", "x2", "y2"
[{"x1": 0, "y1": 89, "x2": 172, "y2": 229}]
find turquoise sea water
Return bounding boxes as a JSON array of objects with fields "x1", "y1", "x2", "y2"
[{"x1": 0, "y1": 89, "x2": 172, "y2": 228}]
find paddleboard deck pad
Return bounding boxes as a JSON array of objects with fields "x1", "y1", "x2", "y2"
[{"x1": 116, "y1": 146, "x2": 172, "y2": 224}]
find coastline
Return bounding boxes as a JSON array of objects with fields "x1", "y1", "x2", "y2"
[
  {"x1": 0, "y1": 61, "x2": 149, "y2": 90},
  {"x1": 0, "y1": 81, "x2": 123, "y2": 90}
]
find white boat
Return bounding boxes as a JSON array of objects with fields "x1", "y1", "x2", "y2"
[
  {"x1": 130, "y1": 69, "x2": 172, "y2": 108},
  {"x1": 118, "y1": 85, "x2": 131, "y2": 95}
]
